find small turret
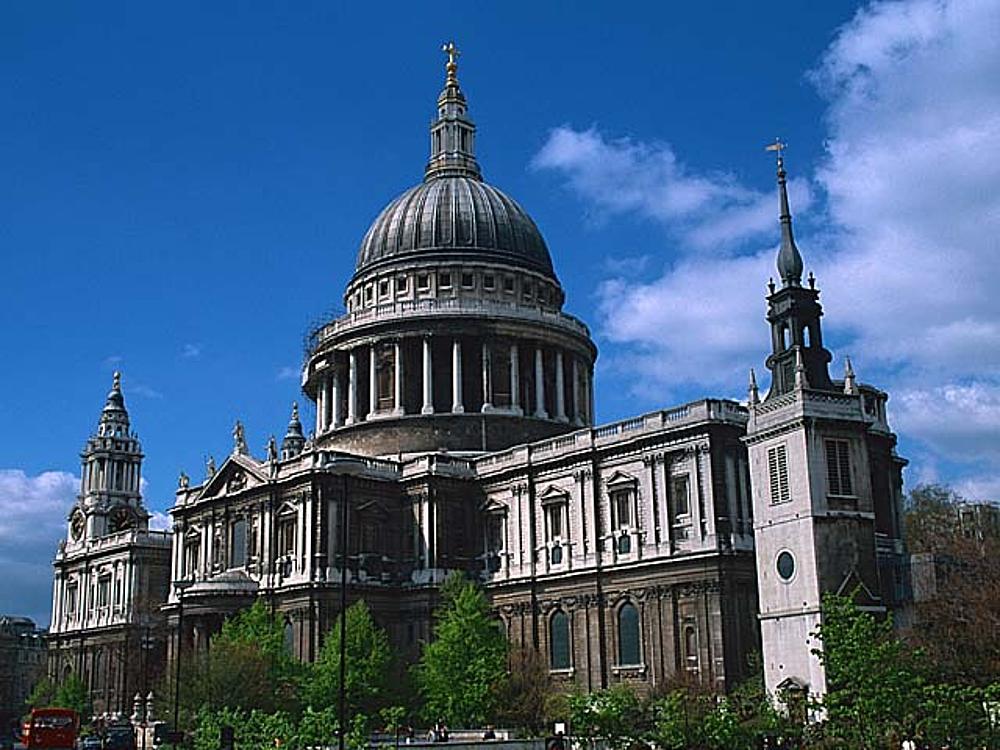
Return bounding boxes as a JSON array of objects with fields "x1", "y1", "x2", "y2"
[
  {"x1": 281, "y1": 402, "x2": 306, "y2": 460},
  {"x1": 843, "y1": 356, "x2": 859, "y2": 395},
  {"x1": 748, "y1": 368, "x2": 760, "y2": 405}
]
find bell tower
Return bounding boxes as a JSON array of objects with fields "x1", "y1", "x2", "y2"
[
  {"x1": 745, "y1": 147, "x2": 894, "y2": 708},
  {"x1": 68, "y1": 372, "x2": 148, "y2": 543}
]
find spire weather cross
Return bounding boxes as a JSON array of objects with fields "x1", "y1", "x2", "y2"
[{"x1": 765, "y1": 138, "x2": 787, "y2": 164}]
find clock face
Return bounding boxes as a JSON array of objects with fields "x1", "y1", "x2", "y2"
[
  {"x1": 70, "y1": 511, "x2": 85, "y2": 541},
  {"x1": 109, "y1": 507, "x2": 133, "y2": 533}
]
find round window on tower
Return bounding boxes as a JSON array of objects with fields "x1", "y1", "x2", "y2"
[{"x1": 776, "y1": 550, "x2": 796, "y2": 581}]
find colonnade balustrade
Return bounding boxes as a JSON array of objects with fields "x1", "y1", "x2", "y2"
[{"x1": 312, "y1": 336, "x2": 592, "y2": 434}]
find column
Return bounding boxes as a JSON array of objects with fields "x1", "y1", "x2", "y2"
[
  {"x1": 393, "y1": 341, "x2": 404, "y2": 415},
  {"x1": 347, "y1": 350, "x2": 358, "y2": 424},
  {"x1": 368, "y1": 344, "x2": 377, "y2": 418},
  {"x1": 452, "y1": 339, "x2": 464, "y2": 413},
  {"x1": 555, "y1": 350, "x2": 567, "y2": 422},
  {"x1": 510, "y1": 343, "x2": 522, "y2": 415},
  {"x1": 421, "y1": 338, "x2": 434, "y2": 415},
  {"x1": 572, "y1": 357, "x2": 582, "y2": 425},
  {"x1": 534, "y1": 347, "x2": 548, "y2": 418},
  {"x1": 331, "y1": 369, "x2": 342, "y2": 428},
  {"x1": 316, "y1": 379, "x2": 326, "y2": 434},
  {"x1": 481, "y1": 341, "x2": 492, "y2": 412}
]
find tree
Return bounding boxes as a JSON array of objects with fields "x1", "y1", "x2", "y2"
[
  {"x1": 170, "y1": 600, "x2": 301, "y2": 725},
  {"x1": 812, "y1": 592, "x2": 925, "y2": 749},
  {"x1": 53, "y1": 675, "x2": 91, "y2": 718},
  {"x1": 905, "y1": 484, "x2": 1000, "y2": 684},
  {"x1": 412, "y1": 573, "x2": 507, "y2": 727},
  {"x1": 496, "y1": 648, "x2": 565, "y2": 735},
  {"x1": 568, "y1": 686, "x2": 645, "y2": 750},
  {"x1": 24, "y1": 677, "x2": 58, "y2": 712},
  {"x1": 305, "y1": 600, "x2": 393, "y2": 718}
]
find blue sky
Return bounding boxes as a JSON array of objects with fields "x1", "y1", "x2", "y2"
[{"x1": 2, "y1": 0, "x2": 999, "y2": 626}]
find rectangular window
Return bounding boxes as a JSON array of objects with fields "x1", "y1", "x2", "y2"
[
  {"x1": 439, "y1": 272, "x2": 452, "y2": 289},
  {"x1": 547, "y1": 505, "x2": 564, "y2": 539},
  {"x1": 522, "y1": 280, "x2": 533, "y2": 300},
  {"x1": 230, "y1": 518, "x2": 247, "y2": 568},
  {"x1": 503, "y1": 276, "x2": 515, "y2": 293},
  {"x1": 184, "y1": 540, "x2": 200, "y2": 578},
  {"x1": 396, "y1": 276, "x2": 408, "y2": 293},
  {"x1": 364, "y1": 285, "x2": 373, "y2": 303},
  {"x1": 279, "y1": 517, "x2": 296, "y2": 556},
  {"x1": 671, "y1": 476, "x2": 690, "y2": 518},
  {"x1": 417, "y1": 274, "x2": 430, "y2": 290},
  {"x1": 486, "y1": 515, "x2": 504, "y2": 553},
  {"x1": 378, "y1": 279, "x2": 389, "y2": 297},
  {"x1": 483, "y1": 274, "x2": 495, "y2": 290},
  {"x1": 825, "y1": 439, "x2": 853, "y2": 496},
  {"x1": 461, "y1": 272, "x2": 474, "y2": 288},
  {"x1": 66, "y1": 584, "x2": 78, "y2": 618},
  {"x1": 97, "y1": 576, "x2": 111, "y2": 608},
  {"x1": 768, "y1": 444, "x2": 791, "y2": 504},
  {"x1": 612, "y1": 489, "x2": 632, "y2": 529}
]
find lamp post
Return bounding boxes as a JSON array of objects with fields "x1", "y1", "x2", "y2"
[{"x1": 171, "y1": 580, "x2": 193, "y2": 739}]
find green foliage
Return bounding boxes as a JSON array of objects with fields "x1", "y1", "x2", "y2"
[
  {"x1": 568, "y1": 685, "x2": 645, "y2": 750},
  {"x1": 53, "y1": 675, "x2": 91, "y2": 718},
  {"x1": 305, "y1": 600, "x2": 393, "y2": 719},
  {"x1": 413, "y1": 573, "x2": 507, "y2": 726},
  {"x1": 24, "y1": 677, "x2": 57, "y2": 712},
  {"x1": 813, "y1": 592, "x2": 925, "y2": 748}
]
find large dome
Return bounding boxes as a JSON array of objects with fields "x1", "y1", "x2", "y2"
[{"x1": 356, "y1": 176, "x2": 555, "y2": 276}]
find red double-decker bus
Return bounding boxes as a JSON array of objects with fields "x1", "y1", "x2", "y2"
[{"x1": 21, "y1": 709, "x2": 80, "y2": 750}]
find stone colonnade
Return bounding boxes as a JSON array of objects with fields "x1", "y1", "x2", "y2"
[{"x1": 314, "y1": 336, "x2": 592, "y2": 434}]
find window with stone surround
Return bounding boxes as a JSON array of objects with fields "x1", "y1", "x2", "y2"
[
  {"x1": 184, "y1": 534, "x2": 201, "y2": 578},
  {"x1": 230, "y1": 518, "x2": 247, "y2": 568},
  {"x1": 618, "y1": 601, "x2": 641, "y2": 666},
  {"x1": 684, "y1": 622, "x2": 699, "y2": 672},
  {"x1": 66, "y1": 582, "x2": 78, "y2": 620},
  {"x1": 97, "y1": 574, "x2": 111, "y2": 609},
  {"x1": 825, "y1": 439, "x2": 853, "y2": 497},
  {"x1": 278, "y1": 513, "x2": 296, "y2": 556},
  {"x1": 550, "y1": 610, "x2": 571, "y2": 670},
  {"x1": 768, "y1": 444, "x2": 791, "y2": 504}
]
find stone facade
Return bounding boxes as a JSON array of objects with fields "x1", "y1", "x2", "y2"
[
  {"x1": 46, "y1": 375, "x2": 172, "y2": 717},
  {"x1": 0, "y1": 616, "x2": 46, "y2": 730}
]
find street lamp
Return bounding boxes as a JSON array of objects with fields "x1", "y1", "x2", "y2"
[{"x1": 171, "y1": 580, "x2": 193, "y2": 739}]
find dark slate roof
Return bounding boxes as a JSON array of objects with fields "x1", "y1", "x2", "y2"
[{"x1": 355, "y1": 176, "x2": 555, "y2": 278}]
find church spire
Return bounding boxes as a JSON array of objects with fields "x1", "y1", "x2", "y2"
[
  {"x1": 425, "y1": 41, "x2": 482, "y2": 182},
  {"x1": 281, "y1": 402, "x2": 305, "y2": 460},
  {"x1": 768, "y1": 140, "x2": 804, "y2": 288},
  {"x1": 99, "y1": 371, "x2": 130, "y2": 436}
]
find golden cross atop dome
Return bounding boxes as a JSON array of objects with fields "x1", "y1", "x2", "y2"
[{"x1": 442, "y1": 41, "x2": 460, "y2": 66}]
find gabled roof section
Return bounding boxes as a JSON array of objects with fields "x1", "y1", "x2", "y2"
[{"x1": 196, "y1": 453, "x2": 269, "y2": 501}]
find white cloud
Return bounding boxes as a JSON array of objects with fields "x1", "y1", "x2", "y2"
[
  {"x1": 130, "y1": 383, "x2": 163, "y2": 399},
  {"x1": 533, "y1": 126, "x2": 813, "y2": 251},
  {"x1": 0, "y1": 470, "x2": 78, "y2": 626},
  {"x1": 536, "y1": 0, "x2": 1000, "y2": 489},
  {"x1": 276, "y1": 365, "x2": 299, "y2": 381},
  {"x1": 148, "y1": 510, "x2": 172, "y2": 531},
  {"x1": 181, "y1": 343, "x2": 202, "y2": 359}
]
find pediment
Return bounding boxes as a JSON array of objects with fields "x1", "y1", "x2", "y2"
[
  {"x1": 539, "y1": 485, "x2": 570, "y2": 506},
  {"x1": 835, "y1": 568, "x2": 882, "y2": 608},
  {"x1": 606, "y1": 470, "x2": 637, "y2": 488},
  {"x1": 480, "y1": 497, "x2": 509, "y2": 515},
  {"x1": 356, "y1": 498, "x2": 390, "y2": 519},
  {"x1": 198, "y1": 454, "x2": 268, "y2": 499}
]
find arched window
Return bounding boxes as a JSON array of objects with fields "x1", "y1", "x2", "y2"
[
  {"x1": 283, "y1": 619, "x2": 294, "y2": 656},
  {"x1": 550, "y1": 611, "x2": 570, "y2": 669},
  {"x1": 684, "y1": 624, "x2": 699, "y2": 671},
  {"x1": 618, "y1": 602, "x2": 641, "y2": 666},
  {"x1": 804, "y1": 325, "x2": 813, "y2": 347}
]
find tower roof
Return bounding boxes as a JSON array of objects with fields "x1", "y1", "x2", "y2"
[
  {"x1": 99, "y1": 371, "x2": 130, "y2": 435},
  {"x1": 771, "y1": 142, "x2": 804, "y2": 288}
]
